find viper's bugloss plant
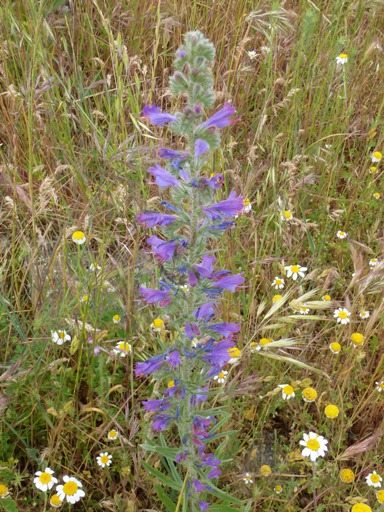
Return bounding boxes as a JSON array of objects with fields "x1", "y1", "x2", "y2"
[{"x1": 136, "y1": 31, "x2": 245, "y2": 510}]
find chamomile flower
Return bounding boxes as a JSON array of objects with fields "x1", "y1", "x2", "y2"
[
  {"x1": 299, "y1": 306, "x2": 310, "y2": 315},
  {"x1": 243, "y1": 472, "x2": 253, "y2": 485},
  {"x1": 351, "y1": 503, "x2": 372, "y2": 512},
  {"x1": 107, "y1": 429, "x2": 119, "y2": 440},
  {"x1": 257, "y1": 338, "x2": 273, "y2": 351},
  {"x1": 112, "y1": 314, "x2": 121, "y2": 324},
  {"x1": 336, "y1": 53, "x2": 348, "y2": 65},
  {"x1": 278, "y1": 384, "x2": 295, "y2": 400},
  {"x1": 336, "y1": 230, "x2": 347, "y2": 239},
  {"x1": 373, "y1": 192, "x2": 381, "y2": 199},
  {"x1": 358, "y1": 309, "x2": 369, "y2": 319},
  {"x1": 272, "y1": 294, "x2": 283, "y2": 303},
  {"x1": 371, "y1": 151, "x2": 382, "y2": 163},
  {"x1": 285, "y1": 264, "x2": 307, "y2": 281},
  {"x1": 351, "y1": 332, "x2": 364, "y2": 347},
  {"x1": 275, "y1": 484, "x2": 283, "y2": 494},
  {"x1": 377, "y1": 490, "x2": 384, "y2": 503},
  {"x1": 280, "y1": 210, "x2": 293, "y2": 221},
  {"x1": 333, "y1": 307, "x2": 351, "y2": 324},
  {"x1": 34, "y1": 467, "x2": 58, "y2": 492},
  {"x1": 113, "y1": 341, "x2": 132, "y2": 357},
  {"x1": 271, "y1": 277, "x2": 285, "y2": 289},
  {"x1": 322, "y1": 294, "x2": 332, "y2": 301},
  {"x1": 260, "y1": 465, "x2": 272, "y2": 476},
  {"x1": 96, "y1": 452, "x2": 112, "y2": 468},
  {"x1": 340, "y1": 468, "x2": 355, "y2": 483},
  {"x1": 213, "y1": 370, "x2": 228, "y2": 384},
  {"x1": 302, "y1": 387, "x2": 318, "y2": 403},
  {"x1": 56, "y1": 476, "x2": 85, "y2": 504},
  {"x1": 329, "y1": 341, "x2": 342, "y2": 354},
  {"x1": 324, "y1": 404, "x2": 340, "y2": 419},
  {"x1": 0, "y1": 484, "x2": 9, "y2": 498},
  {"x1": 369, "y1": 166, "x2": 378, "y2": 174},
  {"x1": 247, "y1": 50, "x2": 257, "y2": 60},
  {"x1": 369, "y1": 258, "x2": 378, "y2": 268},
  {"x1": 151, "y1": 318, "x2": 165, "y2": 332},
  {"x1": 366, "y1": 470, "x2": 382, "y2": 488},
  {"x1": 72, "y1": 231, "x2": 86, "y2": 245},
  {"x1": 80, "y1": 294, "x2": 89, "y2": 303},
  {"x1": 242, "y1": 197, "x2": 252, "y2": 212},
  {"x1": 299, "y1": 432, "x2": 328, "y2": 462},
  {"x1": 375, "y1": 381, "x2": 384, "y2": 392},
  {"x1": 89, "y1": 263, "x2": 101, "y2": 272},
  {"x1": 49, "y1": 494, "x2": 63, "y2": 508},
  {"x1": 51, "y1": 330, "x2": 71, "y2": 345},
  {"x1": 227, "y1": 347, "x2": 241, "y2": 363}
]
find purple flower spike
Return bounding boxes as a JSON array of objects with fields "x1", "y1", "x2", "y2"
[
  {"x1": 148, "y1": 164, "x2": 180, "y2": 188},
  {"x1": 202, "y1": 191, "x2": 245, "y2": 221},
  {"x1": 139, "y1": 286, "x2": 172, "y2": 304},
  {"x1": 135, "y1": 353, "x2": 167, "y2": 376},
  {"x1": 209, "y1": 322, "x2": 240, "y2": 337},
  {"x1": 137, "y1": 212, "x2": 176, "y2": 228},
  {"x1": 195, "y1": 139, "x2": 210, "y2": 158},
  {"x1": 152, "y1": 414, "x2": 173, "y2": 431},
  {"x1": 142, "y1": 105, "x2": 176, "y2": 126},
  {"x1": 201, "y1": 102, "x2": 236, "y2": 129},
  {"x1": 143, "y1": 398, "x2": 171, "y2": 412},
  {"x1": 167, "y1": 350, "x2": 182, "y2": 368},
  {"x1": 213, "y1": 273, "x2": 244, "y2": 292}
]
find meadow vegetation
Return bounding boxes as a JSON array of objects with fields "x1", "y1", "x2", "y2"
[{"x1": 0, "y1": 0, "x2": 383, "y2": 510}]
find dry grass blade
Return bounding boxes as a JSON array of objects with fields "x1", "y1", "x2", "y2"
[{"x1": 336, "y1": 430, "x2": 383, "y2": 461}]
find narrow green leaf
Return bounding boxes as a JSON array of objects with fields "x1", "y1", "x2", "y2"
[
  {"x1": 154, "y1": 484, "x2": 176, "y2": 512},
  {"x1": 142, "y1": 461, "x2": 182, "y2": 491}
]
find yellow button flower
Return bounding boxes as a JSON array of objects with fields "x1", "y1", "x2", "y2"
[
  {"x1": 72, "y1": 231, "x2": 86, "y2": 245},
  {"x1": 302, "y1": 387, "x2": 318, "y2": 403},
  {"x1": 260, "y1": 464, "x2": 272, "y2": 476},
  {"x1": 325, "y1": 404, "x2": 339, "y2": 419},
  {"x1": 339, "y1": 468, "x2": 355, "y2": 483}
]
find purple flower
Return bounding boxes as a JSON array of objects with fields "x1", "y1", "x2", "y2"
[
  {"x1": 177, "y1": 50, "x2": 186, "y2": 58},
  {"x1": 194, "y1": 302, "x2": 215, "y2": 321},
  {"x1": 198, "y1": 502, "x2": 209, "y2": 511},
  {"x1": 137, "y1": 212, "x2": 176, "y2": 227},
  {"x1": 193, "y1": 479, "x2": 209, "y2": 492},
  {"x1": 158, "y1": 148, "x2": 187, "y2": 160},
  {"x1": 135, "y1": 353, "x2": 167, "y2": 376},
  {"x1": 147, "y1": 235, "x2": 178, "y2": 263},
  {"x1": 148, "y1": 164, "x2": 180, "y2": 188},
  {"x1": 142, "y1": 105, "x2": 176, "y2": 126},
  {"x1": 152, "y1": 414, "x2": 173, "y2": 431},
  {"x1": 139, "y1": 286, "x2": 172, "y2": 304},
  {"x1": 201, "y1": 453, "x2": 221, "y2": 468},
  {"x1": 201, "y1": 102, "x2": 236, "y2": 129},
  {"x1": 201, "y1": 174, "x2": 224, "y2": 189},
  {"x1": 160, "y1": 201, "x2": 180, "y2": 213},
  {"x1": 201, "y1": 338, "x2": 235, "y2": 369},
  {"x1": 185, "y1": 322, "x2": 201, "y2": 339},
  {"x1": 190, "y1": 387, "x2": 209, "y2": 406},
  {"x1": 180, "y1": 168, "x2": 191, "y2": 182},
  {"x1": 207, "y1": 468, "x2": 222, "y2": 479},
  {"x1": 194, "y1": 255, "x2": 216, "y2": 278},
  {"x1": 208, "y1": 322, "x2": 240, "y2": 337},
  {"x1": 195, "y1": 139, "x2": 210, "y2": 158},
  {"x1": 188, "y1": 271, "x2": 198, "y2": 287},
  {"x1": 213, "y1": 273, "x2": 244, "y2": 292},
  {"x1": 142, "y1": 398, "x2": 171, "y2": 412},
  {"x1": 202, "y1": 191, "x2": 245, "y2": 221},
  {"x1": 167, "y1": 350, "x2": 182, "y2": 368}
]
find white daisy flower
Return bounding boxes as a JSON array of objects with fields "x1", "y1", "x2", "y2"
[
  {"x1": 371, "y1": 151, "x2": 382, "y2": 163},
  {"x1": 49, "y1": 493, "x2": 63, "y2": 508},
  {"x1": 336, "y1": 53, "x2": 348, "y2": 65},
  {"x1": 299, "y1": 306, "x2": 310, "y2": 315},
  {"x1": 336, "y1": 230, "x2": 347, "y2": 239},
  {"x1": 366, "y1": 471, "x2": 382, "y2": 488},
  {"x1": 56, "y1": 476, "x2": 85, "y2": 504},
  {"x1": 213, "y1": 370, "x2": 228, "y2": 384},
  {"x1": 113, "y1": 341, "x2": 132, "y2": 357},
  {"x1": 299, "y1": 432, "x2": 328, "y2": 462},
  {"x1": 112, "y1": 314, "x2": 121, "y2": 324},
  {"x1": 96, "y1": 452, "x2": 113, "y2": 468},
  {"x1": 271, "y1": 277, "x2": 285, "y2": 290},
  {"x1": 89, "y1": 263, "x2": 101, "y2": 272},
  {"x1": 51, "y1": 330, "x2": 71, "y2": 345},
  {"x1": 359, "y1": 310, "x2": 370, "y2": 319},
  {"x1": 285, "y1": 264, "x2": 307, "y2": 281},
  {"x1": 0, "y1": 484, "x2": 9, "y2": 499},
  {"x1": 375, "y1": 381, "x2": 384, "y2": 392},
  {"x1": 369, "y1": 258, "x2": 378, "y2": 268},
  {"x1": 107, "y1": 429, "x2": 119, "y2": 440},
  {"x1": 243, "y1": 472, "x2": 253, "y2": 484},
  {"x1": 247, "y1": 50, "x2": 257, "y2": 60},
  {"x1": 280, "y1": 210, "x2": 293, "y2": 221},
  {"x1": 34, "y1": 467, "x2": 58, "y2": 492},
  {"x1": 278, "y1": 384, "x2": 295, "y2": 400},
  {"x1": 71, "y1": 231, "x2": 86, "y2": 245},
  {"x1": 333, "y1": 308, "x2": 351, "y2": 324}
]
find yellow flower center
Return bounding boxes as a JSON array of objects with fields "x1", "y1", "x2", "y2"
[
  {"x1": 306, "y1": 438, "x2": 320, "y2": 451},
  {"x1": 370, "y1": 166, "x2": 378, "y2": 173},
  {"x1": 39, "y1": 472, "x2": 52, "y2": 484},
  {"x1": 323, "y1": 294, "x2": 331, "y2": 301},
  {"x1": 260, "y1": 338, "x2": 272, "y2": 346},
  {"x1": 275, "y1": 485, "x2": 282, "y2": 493},
  {"x1": 325, "y1": 404, "x2": 339, "y2": 418},
  {"x1": 167, "y1": 380, "x2": 175, "y2": 388},
  {"x1": 283, "y1": 210, "x2": 292, "y2": 219},
  {"x1": 373, "y1": 151, "x2": 382, "y2": 160},
  {"x1": 377, "y1": 490, "x2": 384, "y2": 503},
  {"x1": 63, "y1": 481, "x2": 78, "y2": 496},
  {"x1": 0, "y1": 484, "x2": 8, "y2": 496},
  {"x1": 339, "y1": 468, "x2": 355, "y2": 483},
  {"x1": 153, "y1": 318, "x2": 165, "y2": 329},
  {"x1": 291, "y1": 265, "x2": 300, "y2": 272},
  {"x1": 339, "y1": 53, "x2": 347, "y2": 58},
  {"x1": 351, "y1": 504, "x2": 372, "y2": 512},
  {"x1": 371, "y1": 474, "x2": 381, "y2": 483},
  {"x1": 117, "y1": 342, "x2": 131, "y2": 352},
  {"x1": 58, "y1": 331, "x2": 65, "y2": 339},
  {"x1": 275, "y1": 279, "x2": 282, "y2": 285},
  {"x1": 351, "y1": 332, "x2": 364, "y2": 345},
  {"x1": 330, "y1": 342, "x2": 341, "y2": 353},
  {"x1": 243, "y1": 198, "x2": 250, "y2": 206},
  {"x1": 72, "y1": 231, "x2": 85, "y2": 241},
  {"x1": 100, "y1": 455, "x2": 110, "y2": 464},
  {"x1": 283, "y1": 385, "x2": 294, "y2": 395},
  {"x1": 228, "y1": 347, "x2": 241, "y2": 359},
  {"x1": 272, "y1": 294, "x2": 282, "y2": 303},
  {"x1": 82, "y1": 295, "x2": 89, "y2": 302},
  {"x1": 379, "y1": 383, "x2": 384, "y2": 390},
  {"x1": 113, "y1": 314, "x2": 121, "y2": 322},
  {"x1": 338, "y1": 311, "x2": 348, "y2": 319},
  {"x1": 108, "y1": 430, "x2": 117, "y2": 438},
  {"x1": 50, "y1": 494, "x2": 62, "y2": 506},
  {"x1": 260, "y1": 464, "x2": 272, "y2": 476},
  {"x1": 218, "y1": 371, "x2": 226, "y2": 379},
  {"x1": 373, "y1": 193, "x2": 381, "y2": 198}
]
